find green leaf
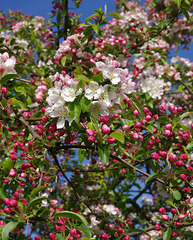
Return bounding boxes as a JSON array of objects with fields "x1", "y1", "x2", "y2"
[
  {"x1": 107, "y1": 12, "x2": 124, "y2": 20},
  {"x1": 145, "y1": 172, "x2": 161, "y2": 184},
  {"x1": 171, "y1": 189, "x2": 181, "y2": 200},
  {"x1": 75, "y1": 0, "x2": 80, "y2": 8},
  {"x1": 61, "y1": 56, "x2": 67, "y2": 67},
  {"x1": 54, "y1": 211, "x2": 88, "y2": 226},
  {"x1": 56, "y1": 234, "x2": 64, "y2": 240},
  {"x1": 163, "y1": 227, "x2": 171, "y2": 240},
  {"x1": 78, "y1": 149, "x2": 86, "y2": 163},
  {"x1": 2, "y1": 157, "x2": 13, "y2": 174},
  {"x1": 26, "y1": 196, "x2": 48, "y2": 212},
  {"x1": 98, "y1": 145, "x2": 109, "y2": 165},
  {"x1": 85, "y1": 14, "x2": 98, "y2": 24},
  {"x1": 81, "y1": 96, "x2": 92, "y2": 113},
  {"x1": 56, "y1": 11, "x2": 61, "y2": 25},
  {"x1": 14, "y1": 160, "x2": 25, "y2": 170},
  {"x1": 10, "y1": 97, "x2": 27, "y2": 110},
  {"x1": 130, "y1": 229, "x2": 150, "y2": 237},
  {"x1": 174, "y1": 0, "x2": 181, "y2": 8},
  {"x1": 36, "y1": 206, "x2": 50, "y2": 218},
  {"x1": 0, "y1": 74, "x2": 18, "y2": 85},
  {"x1": 145, "y1": 125, "x2": 154, "y2": 134},
  {"x1": 83, "y1": 25, "x2": 93, "y2": 38},
  {"x1": 1, "y1": 98, "x2": 7, "y2": 108},
  {"x1": 77, "y1": 226, "x2": 92, "y2": 238},
  {"x1": 179, "y1": 112, "x2": 193, "y2": 120},
  {"x1": 186, "y1": 141, "x2": 193, "y2": 150},
  {"x1": 165, "y1": 200, "x2": 178, "y2": 212},
  {"x1": 92, "y1": 24, "x2": 100, "y2": 34},
  {"x1": 93, "y1": 73, "x2": 103, "y2": 82},
  {"x1": 30, "y1": 186, "x2": 50, "y2": 198},
  {"x1": 2, "y1": 222, "x2": 19, "y2": 240},
  {"x1": 0, "y1": 188, "x2": 7, "y2": 200},
  {"x1": 110, "y1": 132, "x2": 124, "y2": 143},
  {"x1": 68, "y1": 99, "x2": 81, "y2": 122}
]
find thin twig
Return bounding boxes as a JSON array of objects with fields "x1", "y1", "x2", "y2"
[
  {"x1": 49, "y1": 148, "x2": 98, "y2": 217},
  {"x1": 110, "y1": 154, "x2": 165, "y2": 185}
]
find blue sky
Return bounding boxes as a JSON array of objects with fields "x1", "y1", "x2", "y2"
[
  {"x1": 0, "y1": 0, "x2": 116, "y2": 21},
  {"x1": 0, "y1": 0, "x2": 192, "y2": 61}
]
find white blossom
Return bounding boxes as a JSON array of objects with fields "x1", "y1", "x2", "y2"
[
  {"x1": 61, "y1": 83, "x2": 82, "y2": 102},
  {"x1": 85, "y1": 81, "x2": 102, "y2": 100}
]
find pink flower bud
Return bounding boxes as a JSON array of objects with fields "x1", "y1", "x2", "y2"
[
  {"x1": 122, "y1": 125, "x2": 130, "y2": 131},
  {"x1": 159, "y1": 207, "x2": 165, "y2": 214},
  {"x1": 9, "y1": 169, "x2": 17, "y2": 177},
  {"x1": 101, "y1": 233, "x2": 108, "y2": 239},
  {"x1": 151, "y1": 152, "x2": 160, "y2": 160},
  {"x1": 107, "y1": 136, "x2": 116, "y2": 144},
  {"x1": 100, "y1": 116, "x2": 110, "y2": 123},
  {"x1": 168, "y1": 153, "x2": 177, "y2": 163},
  {"x1": 143, "y1": 107, "x2": 149, "y2": 114},
  {"x1": 178, "y1": 213, "x2": 186, "y2": 220},
  {"x1": 162, "y1": 214, "x2": 169, "y2": 221},
  {"x1": 49, "y1": 233, "x2": 56, "y2": 239},
  {"x1": 87, "y1": 135, "x2": 95, "y2": 143},
  {"x1": 180, "y1": 174, "x2": 186, "y2": 181},
  {"x1": 9, "y1": 199, "x2": 18, "y2": 208},
  {"x1": 133, "y1": 110, "x2": 139, "y2": 117},
  {"x1": 154, "y1": 224, "x2": 161, "y2": 231},
  {"x1": 102, "y1": 124, "x2": 111, "y2": 135},
  {"x1": 86, "y1": 129, "x2": 95, "y2": 136},
  {"x1": 171, "y1": 208, "x2": 177, "y2": 215},
  {"x1": 159, "y1": 104, "x2": 166, "y2": 111},
  {"x1": 70, "y1": 229, "x2": 77, "y2": 236},
  {"x1": 2, "y1": 87, "x2": 7, "y2": 94}
]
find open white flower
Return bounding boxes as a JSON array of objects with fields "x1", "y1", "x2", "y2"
[
  {"x1": 88, "y1": 101, "x2": 109, "y2": 119},
  {"x1": 85, "y1": 81, "x2": 102, "y2": 100},
  {"x1": 61, "y1": 83, "x2": 82, "y2": 102},
  {"x1": 96, "y1": 61, "x2": 122, "y2": 85},
  {"x1": 45, "y1": 100, "x2": 72, "y2": 129},
  {"x1": 100, "y1": 85, "x2": 117, "y2": 107},
  {"x1": 46, "y1": 81, "x2": 62, "y2": 106}
]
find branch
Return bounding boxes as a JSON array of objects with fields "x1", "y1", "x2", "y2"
[
  {"x1": 49, "y1": 148, "x2": 98, "y2": 217},
  {"x1": 109, "y1": 154, "x2": 165, "y2": 185},
  {"x1": 128, "y1": 222, "x2": 193, "y2": 237},
  {"x1": 55, "y1": 143, "x2": 165, "y2": 185},
  {"x1": 14, "y1": 111, "x2": 44, "y2": 143},
  {"x1": 64, "y1": 0, "x2": 69, "y2": 39}
]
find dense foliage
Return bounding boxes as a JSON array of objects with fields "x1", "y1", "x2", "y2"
[{"x1": 0, "y1": 0, "x2": 193, "y2": 239}]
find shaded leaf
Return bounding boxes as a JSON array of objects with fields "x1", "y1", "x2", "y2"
[
  {"x1": 26, "y1": 196, "x2": 48, "y2": 212},
  {"x1": 54, "y1": 211, "x2": 88, "y2": 226},
  {"x1": 81, "y1": 96, "x2": 92, "y2": 113},
  {"x1": 30, "y1": 186, "x2": 50, "y2": 198},
  {"x1": 77, "y1": 226, "x2": 92, "y2": 238},
  {"x1": 127, "y1": 94, "x2": 143, "y2": 118},
  {"x1": 0, "y1": 74, "x2": 18, "y2": 85},
  {"x1": 69, "y1": 99, "x2": 81, "y2": 122},
  {"x1": 145, "y1": 172, "x2": 161, "y2": 184},
  {"x1": 130, "y1": 229, "x2": 150, "y2": 237},
  {"x1": 171, "y1": 189, "x2": 181, "y2": 200},
  {"x1": 0, "y1": 188, "x2": 7, "y2": 200},
  {"x1": 163, "y1": 227, "x2": 171, "y2": 240},
  {"x1": 2, "y1": 222, "x2": 19, "y2": 240}
]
